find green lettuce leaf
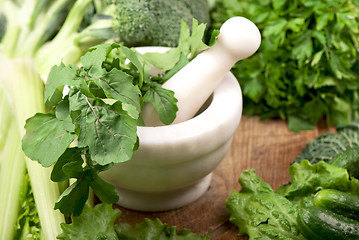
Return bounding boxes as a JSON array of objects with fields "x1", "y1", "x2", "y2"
[
  {"x1": 57, "y1": 204, "x2": 120, "y2": 240},
  {"x1": 57, "y1": 203, "x2": 211, "y2": 240},
  {"x1": 116, "y1": 219, "x2": 212, "y2": 240},
  {"x1": 276, "y1": 160, "x2": 359, "y2": 205},
  {"x1": 226, "y1": 170, "x2": 306, "y2": 240}
]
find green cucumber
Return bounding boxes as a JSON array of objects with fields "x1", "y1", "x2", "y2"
[
  {"x1": 329, "y1": 147, "x2": 359, "y2": 178},
  {"x1": 298, "y1": 206, "x2": 359, "y2": 240},
  {"x1": 314, "y1": 189, "x2": 359, "y2": 221}
]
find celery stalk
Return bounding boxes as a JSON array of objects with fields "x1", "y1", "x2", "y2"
[
  {"x1": 0, "y1": 85, "x2": 11, "y2": 156},
  {"x1": 0, "y1": 121, "x2": 26, "y2": 240},
  {"x1": 0, "y1": 86, "x2": 25, "y2": 240},
  {"x1": 0, "y1": 57, "x2": 65, "y2": 239}
]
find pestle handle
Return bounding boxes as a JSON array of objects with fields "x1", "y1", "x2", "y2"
[{"x1": 142, "y1": 17, "x2": 261, "y2": 126}]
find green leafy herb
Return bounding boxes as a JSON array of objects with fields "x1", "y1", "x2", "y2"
[
  {"x1": 22, "y1": 19, "x2": 211, "y2": 217},
  {"x1": 226, "y1": 169, "x2": 306, "y2": 239},
  {"x1": 210, "y1": 0, "x2": 359, "y2": 131},
  {"x1": 22, "y1": 43, "x2": 167, "y2": 216},
  {"x1": 57, "y1": 203, "x2": 212, "y2": 240}
]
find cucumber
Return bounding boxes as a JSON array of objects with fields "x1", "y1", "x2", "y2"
[
  {"x1": 329, "y1": 147, "x2": 359, "y2": 178},
  {"x1": 298, "y1": 206, "x2": 359, "y2": 240},
  {"x1": 314, "y1": 189, "x2": 359, "y2": 221}
]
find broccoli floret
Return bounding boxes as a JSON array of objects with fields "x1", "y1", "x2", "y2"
[{"x1": 112, "y1": 0, "x2": 210, "y2": 47}]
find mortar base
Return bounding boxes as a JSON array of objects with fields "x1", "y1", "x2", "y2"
[{"x1": 115, "y1": 173, "x2": 212, "y2": 212}]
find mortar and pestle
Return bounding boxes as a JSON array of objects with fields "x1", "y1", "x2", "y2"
[{"x1": 100, "y1": 17, "x2": 261, "y2": 211}]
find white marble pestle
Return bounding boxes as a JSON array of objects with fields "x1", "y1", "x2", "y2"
[{"x1": 142, "y1": 16, "x2": 261, "y2": 126}]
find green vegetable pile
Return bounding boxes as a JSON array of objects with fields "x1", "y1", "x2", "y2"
[
  {"x1": 226, "y1": 123, "x2": 359, "y2": 239},
  {"x1": 210, "y1": 0, "x2": 359, "y2": 132},
  {"x1": 0, "y1": 0, "x2": 212, "y2": 238}
]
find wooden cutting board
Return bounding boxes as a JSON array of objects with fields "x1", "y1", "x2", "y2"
[{"x1": 114, "y1": 115, "x2": 334, "y2": 239}]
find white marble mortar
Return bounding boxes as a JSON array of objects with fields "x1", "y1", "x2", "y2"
[{"x1": 100, "y1": 60, "x2": 242, "y2": 211}]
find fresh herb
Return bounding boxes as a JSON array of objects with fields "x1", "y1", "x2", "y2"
[
  {"x1": 22, "y1": 43, "x2": 175, "y2": 217},
  {"x1": 210, "y1": 0, "x2": 359, "y2": 132},
  {"x1": 57, "y1": 203, "x2": 212, "y2": 240},
  {"x1": 22, "y1": 19, "x2": 211, "y2": 217}
]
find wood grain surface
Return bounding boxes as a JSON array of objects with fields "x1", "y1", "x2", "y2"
[{"x1": 114, "y1": 115, "x2": 334, "y2": 239}]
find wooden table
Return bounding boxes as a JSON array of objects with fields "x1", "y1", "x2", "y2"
[{"x1": 114, "y1": 115, "x2": 334, "y2": 239}]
